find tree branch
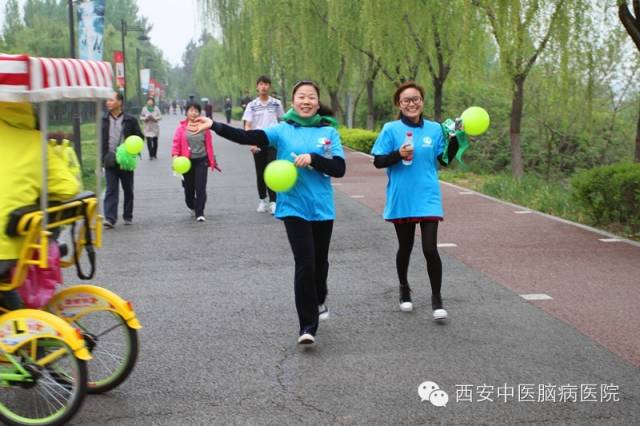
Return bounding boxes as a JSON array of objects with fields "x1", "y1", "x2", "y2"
[
  {"x1": 523, "y1": 0, "x2": 567, "y2": 77},
  {"x1": 403, "y1": 14, "x2": 435, "y2": 78},
  {"x1": 619, "y1": 0, "x2": 640, "y2": 51}
]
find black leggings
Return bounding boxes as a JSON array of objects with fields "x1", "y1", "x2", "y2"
[
  {"x1": 393, "y1": 221, "x2": 442, "y2": 295},
  {"x1": 283, "y1": 217, "x2": 333, "y2": 336}
]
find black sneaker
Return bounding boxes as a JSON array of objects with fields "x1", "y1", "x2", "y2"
[
  {"x1": 399, "y1": 284, "x2": 413, "y2": 312},
  {"x1": 431, "y1": 294, "x2": 448, "y2": 320}
]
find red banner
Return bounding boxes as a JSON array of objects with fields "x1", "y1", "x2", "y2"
[
  {"x1": 149, "y1": 78, "x2": 157, "y2": 97},
  {"x1": 113, "y1": 51, "x2": 125, "y2": 88}
]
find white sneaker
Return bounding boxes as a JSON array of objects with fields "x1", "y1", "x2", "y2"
[
  {"x1": 400, "y1": 301, "x2": 413, "y2": 312},
  {"x1": 269, "y1": 202, "x2": 276, "y2": 215},
  {"x1": 433, "y1": 309, "x2": 448, "y2": 321},
  {"x1": 187, "y1": 208, "x2": 195, "y2": 217},
  {"x1": 297, "y1": 333, "x2": 315, "y2": 345},
  {"x1": 318, "y1": 304, "x2": 329, "y2": 321},
  {"x1": 256, "y1": 199, "x2": 269, "y2": 213},
  {"x1": 196, "y1": 216, "x2": 206, "y2": 222}
]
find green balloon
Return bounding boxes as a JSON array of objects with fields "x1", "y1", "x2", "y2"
[
  {"x1": 461, "y1": 106, "x2": 490, "y2": 136},
  {"x1": 173, "y1": 156, "x2": 191, "y2": 174},
  {"x1": 264, "y1": 160, "x2": 298, "y2": 192},
  {"x1": 124, "y1": 135, "x2": 144, "y2": 155}
]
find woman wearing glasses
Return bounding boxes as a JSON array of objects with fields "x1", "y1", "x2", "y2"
[
  {"x1": 189, "y1": 81, "x2": 345, "y2": 346},
  {"x1": 371, "y1": 81, "x2": 459, "y2": 321}
]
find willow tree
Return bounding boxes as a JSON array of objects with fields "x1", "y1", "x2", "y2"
[
  {"x1": 402, "y1": 0, "x2": 477, "y2": 121},
  {"x1": 617, "y1": 0, "x2": 640, "y2": 162},
  {"x1": 473, "y1": 0, "x2": 568, "y2": 177}
]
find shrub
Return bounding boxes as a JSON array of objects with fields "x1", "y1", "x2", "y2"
[
  {"x1": 338, "y1": 128, "x2": 379, "y2": 153},
  {"x1": 232, "y1": 107, "x2": 244, "y2": 121},
  {"x1": 571, "y1": 162, "x2": 640, "y2": 234}
]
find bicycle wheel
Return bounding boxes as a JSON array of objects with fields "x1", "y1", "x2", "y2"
[
  {"x1": 71, "y1": 309, "x2": 138, "y2": 393},
  {"x1": 0, "y1": 337, "x2": 87, "y2": 426}
]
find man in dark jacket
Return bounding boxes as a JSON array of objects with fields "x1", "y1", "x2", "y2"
[{"x1": 101, "y1": 91, "x2": 144, "y2": 228}]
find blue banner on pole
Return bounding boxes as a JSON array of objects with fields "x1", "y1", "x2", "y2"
[{"x1": 77, "y1": 0, "x2": 105, "y2": 61}]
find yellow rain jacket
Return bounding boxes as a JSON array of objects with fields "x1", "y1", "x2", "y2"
[{"x1": 0, "y1": 102, "x2": 80, "y2": 260}]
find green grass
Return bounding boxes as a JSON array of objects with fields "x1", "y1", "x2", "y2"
[
  {"x1": 49, "y1": 123, "x2": 100, "y2": 192},
  {"x1": 439, "y1": 170, "x2": 638, "y2": 241}
]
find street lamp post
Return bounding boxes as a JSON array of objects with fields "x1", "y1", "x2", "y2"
[{"x1": 67, "y1": 0, "x2": 82, "y2": 164}]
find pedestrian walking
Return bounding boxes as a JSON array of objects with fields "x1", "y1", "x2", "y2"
[
  {"x1": 102, "y1": 91, "x2": 144, "y2": 228},
  {"x1": 224, "y1": 96, "x2": 233, "y2": 124},
  {"x1": 242, "y1": 75, "x2": 285, "y2": 214},
  {"x1": 190, "y1": 80, "x2": 345, "y2": 346},
  {"x1": 140, "y1": 97, "x2": 162, "y2": 159},
  {"x1": 204, "y1": 99, "x2": 213, "y2": 119},
  {"x1": 171, "y1": 102, "x2": 218, "y2": 222},
  {"x1": 371, "y1": 81, "x2": 460, "y2": 320}
]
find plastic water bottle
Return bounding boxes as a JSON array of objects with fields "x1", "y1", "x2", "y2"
[
  {"x1": 322, "y1": 138, "x2": 332, "y2": 177},
  {"x1": 402, "y1": 131, "x2": 414, "y2": 166}
]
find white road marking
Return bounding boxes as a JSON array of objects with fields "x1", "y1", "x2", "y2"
[
  {"x1": 350, "y1": 195, "x2": 365, "y2": 199},
  {"x1": 437, "y1": 243, "x2": 457, "y2": 248},
  {"x1": 514, "y1": 210, "x2": 532, "y2": 214},
  {"x1": 520, "y1": 293, "x2": 553, "y2": 301},
  {"x1": 599, "y1": 238, "x2": 622, "y2": 243}
]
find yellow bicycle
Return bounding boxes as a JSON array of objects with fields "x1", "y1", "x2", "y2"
[{"x1": 0, "y1": 53, "x2": 141, "y2": 425}]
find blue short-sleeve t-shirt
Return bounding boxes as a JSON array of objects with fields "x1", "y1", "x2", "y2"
[
  {"x1": 263, "y1": 122, "x2": 344, "y2": 221},
  {"x1": 371, "y1": 119, "x2": 445, "y2": 220}
]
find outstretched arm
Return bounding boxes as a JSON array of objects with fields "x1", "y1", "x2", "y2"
[{"x1": 189, "y1": 117, "x2": 269, "y2": 147}]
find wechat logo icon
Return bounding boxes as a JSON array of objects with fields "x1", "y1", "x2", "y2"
[{"x1": 418, "y1": 381, "x2": 449, "y2": 407}]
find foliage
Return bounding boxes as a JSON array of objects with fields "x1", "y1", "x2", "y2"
[
  {"x1": 571, "y1": 162, "x2": 640, "y2": 234},
  {"x1": 338, "y1": 128, "x2": 379, "y2": 153}
]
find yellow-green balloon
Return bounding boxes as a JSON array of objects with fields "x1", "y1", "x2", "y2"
[
  {"x1": 461, "y1": 106, "x2": 490, "y2": 136},
  {"x1": 124, "y1": 135, "x2": 144, "y2": 155},
  {"x1": 264, "y1": 160, "x2": 298, "y2": 192},
  {"x1": 173, "y1": 156, "x2": 191, "y2": 174}
]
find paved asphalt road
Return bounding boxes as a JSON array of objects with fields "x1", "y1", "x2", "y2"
[{"x1": 68, "y1": 113, "x2": 640, "y2": 425}]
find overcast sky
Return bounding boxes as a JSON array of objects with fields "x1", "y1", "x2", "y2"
[
  {"x1": 137, "y1": 0, "x2": 203, "y2": 66},
  {"x1": 0, "y1": 0, "x2": 204, "y2": 66}
]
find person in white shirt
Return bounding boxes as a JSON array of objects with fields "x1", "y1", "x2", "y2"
[{"x1": 242, "y1": 75, "x2": 285, "y2": 214}]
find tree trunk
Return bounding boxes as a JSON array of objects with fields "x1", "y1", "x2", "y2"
[
  {"x1": 329, "y1": 89, "x2": 343, "y2": 120},
  {"x1": 509, "y1": 76, "x2": 525, "y2": 177},
  {"x1": 432, "y1": 77, "x2": 443, "y2": 122},
  {"x1": 366, "y1": 79, "x2": 375, "y2": 131}
]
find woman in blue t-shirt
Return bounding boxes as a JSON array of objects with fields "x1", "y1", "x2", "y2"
[
  {"x1": 371, "y1": 81, "x2": 459, "y2": 321},
  {"x1": 190, "y1": 81, "x2": 345, "y2": 346}
]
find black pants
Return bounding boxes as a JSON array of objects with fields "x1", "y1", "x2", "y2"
[
  {"x1": 253, "y1": 146, "x2": 277, "y2": 202},
  {"x1": 0, "y1": 260, "x2": 21, "y2": 310},
  {"x1": 183, "y1": 156, "x2": 209, "y2": 217},
  {"x1": 146, "y1": 136, "x2": 158, "y2": 158},
  {"x1": 104, "y1": 167, "x2": 134, "y2": 224},
  {"x1": 393, "y1": 221, "x2": 442, "y2": 295},
  {"x1": 225, "y1": 110, "x2": 232, "y2": 124},
  {"x1": 283, "y1": 217, "x2": 333, "y2": 336}
]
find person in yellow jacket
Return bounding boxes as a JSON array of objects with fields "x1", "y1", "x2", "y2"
[{"x1": 0, "y1": 102, "x2": 80, "y2": 309}]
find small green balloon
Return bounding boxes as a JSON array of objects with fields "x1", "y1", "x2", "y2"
[
  {"x1": 461, "y1": 106, "x2": 490, "y2": 136},
  {"x1": 264, "y1": 160, "x2": 298, "y2": 192},
  {"x1": 173, "y1": 156, "x2": 191, "y2": 174},
  {"x1": 124, "y1": 135, "x2": 144, "y2": 155}
]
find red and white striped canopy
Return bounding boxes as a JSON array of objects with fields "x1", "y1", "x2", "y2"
[{"x1": 0, "y1": 53, "x2": 114, "y2": 102}]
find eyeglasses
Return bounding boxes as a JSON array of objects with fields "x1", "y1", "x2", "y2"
[{"x1": 399, "y1": 96, "x2": 423, "y2": 106}]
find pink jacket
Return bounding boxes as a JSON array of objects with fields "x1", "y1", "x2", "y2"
[{"x1": 171, "y1": 119, "x2": 217, "y2": 171}]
